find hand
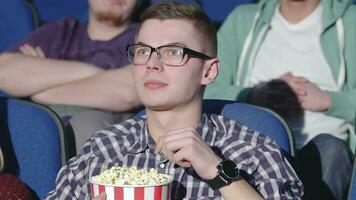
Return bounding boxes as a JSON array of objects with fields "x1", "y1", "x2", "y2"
[
  {"x1": 279, "y1": 72, "x2": 309, "y2": 97},
  {"x1": 93, "y1": 193, "x2": 106, "y2": 200},
  {"x1": 297, "y1": 82, "x2": 331, "y2": 111},
  {"x1": 280, "y1": 72, "x2": 331, "y2": 111},
  {"x1": 19, "y1": 43, "x2": 46, "y2": 58},
  {"x1": 154, "y1": 127, "x2": 222, "y2": 180}
]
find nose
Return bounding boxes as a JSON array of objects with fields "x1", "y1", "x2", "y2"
[{"x1": 145, "y1": 52, "x2": 163, "y2": 72}]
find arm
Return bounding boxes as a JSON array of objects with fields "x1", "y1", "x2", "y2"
[
  {"x1": 0, "y1": 52, "x2": 103, "y2": 97},
  {"x1": 219, "y1": 180, "x2": 263, "y2": 200},
  {"x1": 156, "y1": 126, "x2": 303, "y2": 199},
  {"x1": 154, "y1": 128, "x2": 264, "y2": 199},
  {"x1": 326, "y1": 90, "x2": 356, "y2": 123},
  {"x1": 45, "y1": 141, "x2": 94, "y2": 199},
  {"x1": 31, "y1": 66, "x2": 141, "y2": 112}
]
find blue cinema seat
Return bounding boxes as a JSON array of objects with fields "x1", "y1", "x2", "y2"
[
  {"x1": 204, "y1": 100, "x2": 295, "y2": 157},
  {"x1": 151, "y1": 0, "x2": 254, "y2": 29},
  {"x1": 199, "y1": 0, "x2": 253, "y2": 25},
  {"x1": 136, "y1": 99, "x2": 296, "y2": 158},
  {"x1": 0, "y1": 0, "x2": 37, "y2": 51},
  {"x1": 0, "y1": 97, "x2": 68, "y2": 198},
  {"x1": 32, "y1": 0, "x2": 88, "y2": 24}
]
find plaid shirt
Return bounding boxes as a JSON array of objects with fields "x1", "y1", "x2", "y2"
[{"x1": 45, "y1": 113, "x2": 303, "y2": 199}]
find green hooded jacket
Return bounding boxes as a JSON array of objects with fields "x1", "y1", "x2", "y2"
[{"x1": 205, "y1": 0, "x2": 356, "y2": 150}]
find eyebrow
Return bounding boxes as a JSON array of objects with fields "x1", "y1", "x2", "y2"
[{"x1": 135, "y1": 41, "x2": 189, "y2": 48}]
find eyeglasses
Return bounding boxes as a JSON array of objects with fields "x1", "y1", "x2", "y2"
[{"x1": 126, "y1": 44, "x2": 212, "y2": 67}]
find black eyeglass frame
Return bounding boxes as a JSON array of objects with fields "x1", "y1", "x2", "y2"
[{"x1": 126, "y1": 44, "x2": 213, "y2": 67}]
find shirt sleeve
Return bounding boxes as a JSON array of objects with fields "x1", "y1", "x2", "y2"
[
  {"x1": 45, "y1": 140, "x2": 93, "y2": 200},
  {"x1": 218, "y1": 123, "x2": 304, "y2": 199},
  {"x1": 251, "y1": 144, "x2": 304, "y2": 200},
  {"x1": 5, "y1": 17, "x2": 75, "y2": 55}
]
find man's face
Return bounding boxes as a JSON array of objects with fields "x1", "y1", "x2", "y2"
[
  {"x1": 88, "y1": 0, "x2": 137, "y2": 26},
  {"x1": 133, "y1": 19, "x2": 213, "y2": 111}
]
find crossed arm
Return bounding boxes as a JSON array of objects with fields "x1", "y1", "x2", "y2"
[{"x1": 0, "y1": 44, "x2": 141, "y2": 111}]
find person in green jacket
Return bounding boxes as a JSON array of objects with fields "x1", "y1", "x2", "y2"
[{"x1": 205, "y1": 0, "x2": 355, "y2": 199}]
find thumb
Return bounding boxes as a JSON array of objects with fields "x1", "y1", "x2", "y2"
[{"x1": 93, "y1": 192, "x2": 106, "y2": 200}]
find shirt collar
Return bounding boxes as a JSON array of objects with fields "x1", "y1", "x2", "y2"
[{"x1": 128, "y1": 114, "x2": 211, "y2": 154}]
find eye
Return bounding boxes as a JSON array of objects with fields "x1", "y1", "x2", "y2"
[
  {"x1": 163, "y1": 47, "x2": 183, "y2": 58},
  {"x1": 135, "y1": 47, "x2": 150, "y2": 57}
]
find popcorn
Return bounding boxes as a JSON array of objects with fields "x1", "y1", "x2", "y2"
[{"x1": 92, "y1": 166, "x2": 172, "y2": 185}]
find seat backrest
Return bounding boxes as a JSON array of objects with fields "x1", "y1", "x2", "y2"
[
  {"x1": 135, "y1": 100, "x2": 296, "y2": 158},
  {"x1": 0, "y1": 0, "x2": 37, "y2": 52},
  {"x1": 32, "y1": 0, "x2": 88, "y2": 24},
  {"x1": 348, "y1": 156, "x2": 356, "y2": 200},
  {"x1": 0, "y1": 97, "x2": 67, "y2": 198},
  {"x1": 203, "y1": 100, "x2": 295, "y2": 157},
  {"x1": 199, "y1": 0, "x2": 253, "y2": 25}
]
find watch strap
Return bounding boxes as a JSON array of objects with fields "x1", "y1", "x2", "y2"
[{"x1": 206, "y1": 173, "x2": 229, "y2": 190}]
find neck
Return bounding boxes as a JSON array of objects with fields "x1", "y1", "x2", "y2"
[
  {"x1": 279, "y1": 0, "x2": 320, "y2": 23},
  {"x1": 146, "y1": 100, "x2": 203, "y2": 143},
  {"x1": 87, "y1": 14, "x2": 129, "y2": 41}
]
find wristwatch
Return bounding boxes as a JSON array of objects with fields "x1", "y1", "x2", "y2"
[{"x1": 206, "y1": 159, "x2": 241, "y2": 190}]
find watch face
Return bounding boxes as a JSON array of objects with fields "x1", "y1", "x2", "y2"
[{"x1": 221, "y1": 160, "x2": 239, "y2": 179}]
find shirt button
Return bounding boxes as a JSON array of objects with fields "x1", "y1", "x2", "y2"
[{"x1": 159, "y1": 163, "x2": 166, "y2": 168}]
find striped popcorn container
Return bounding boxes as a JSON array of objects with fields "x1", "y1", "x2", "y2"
[{"x1": 89, "y1": 180, "x2": 172, "y2": 200}]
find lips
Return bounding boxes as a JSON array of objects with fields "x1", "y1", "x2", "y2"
[
  {"x1": 110, "y1": 0, "x2": 125, "y2": 5},
  {"x1": 144, "y1": 80, "x2": 168, "y2": 89}
]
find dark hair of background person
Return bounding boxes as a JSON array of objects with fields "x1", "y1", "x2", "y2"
[{"x1": 132, "y1": 0, "x2": 152, "y2": 23}]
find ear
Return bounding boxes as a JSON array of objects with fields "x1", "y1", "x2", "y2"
[{"x1": 201, "y1": 58, "x2": 220, "y2": 85}]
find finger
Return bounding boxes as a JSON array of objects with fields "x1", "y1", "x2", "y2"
[
  {"x1": 165, "y1": 127, "x2": 196, "y2": 135},
  {"x1": 19, "y1": 45, "x2": 32, "y2": 55},
  {"x1": 154, "y1": 136, "x2": 164, "y2": 154},
  {"x1": 172, "y1": 148, "x2": 192, "y2": 167},
  {"x1": 293, "y1": 76, "x2": 309, "y2": 83},
  {"x1": 295, "y1": 88, "x2": 307, "y2": 96},
  {"x1": 35, "y1": 46, "x2": 45, "y2": 58},
  {"x1": 93, "y1": 192, "x2": 107, "y2": 200},
  {"x1": 24, "y1": 43, "x2": 38, "y2": 56},
  {"x1": 298, "y1": 97, "x2": 304, "y2": 105},
  {"x1": 23, "y1": 43, "x2": 38, "y2": 56},
  {"x1": 279, "y1": 71, "x2": 293, "y2": 80}
]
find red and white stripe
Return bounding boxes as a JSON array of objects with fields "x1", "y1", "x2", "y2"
[{"x1": 91, "y1": 184, "x2": 171, "y2": 200}]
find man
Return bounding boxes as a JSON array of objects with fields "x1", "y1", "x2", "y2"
[
  {"x1": 46, "y1": 2, "x2": 303, "y2": 199},
  {"x1": 0, "y1": 0, "x2": 147, "y2": 153},
  {"x1": 205, "y1": 0, "x2": 355, "y2": 199}
]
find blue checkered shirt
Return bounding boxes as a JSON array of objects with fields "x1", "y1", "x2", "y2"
[{"x1": 45, "y1": 113, "x2": 303, "y2": 199}]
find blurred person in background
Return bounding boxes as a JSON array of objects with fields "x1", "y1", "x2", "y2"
[
  {"x1": 0, "y1": 0, "x2": 150, "y2": 155},
  {"x1": 205, "y1": 0, "x2": 355, "y2": 199}
]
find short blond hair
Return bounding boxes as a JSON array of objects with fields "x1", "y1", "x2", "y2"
[{"x1": 140, "y1": 1, "x2": 217, "y2": 56}]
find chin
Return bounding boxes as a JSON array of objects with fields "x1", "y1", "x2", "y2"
[
  {"x1": 143, "y1": 101, "x2": 174, "y2": 112},
  {"x1": 96, "y1": 12, "x2": 125, "y2": 26}
]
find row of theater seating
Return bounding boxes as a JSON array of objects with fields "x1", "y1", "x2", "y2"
[
  {"x1": 1, "y1": 95, "x2": 356, "y2": 199},
  {"x1": 1, "y1": 96, "x2": 296, "y2": 198},
  {"x1": 0, "y1": 0, "x2": 255, "y2": 52},
  {"x1": 1, "y1": 0, "x2": 356, "y2": 199},
  {"x1": 2, "y1": 0, "x2": 356, "y2": 51}
]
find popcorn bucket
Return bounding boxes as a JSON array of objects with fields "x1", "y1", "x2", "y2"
[{"x1": 89, "y1": 179, "x2": 172, "y2": 200}]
